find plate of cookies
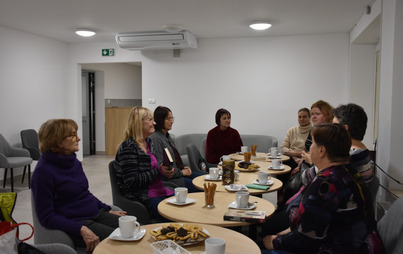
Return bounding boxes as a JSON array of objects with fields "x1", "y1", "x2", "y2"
[
  {"x1": 236, "y1": 161, "x2": 260, "y2": 172},
  {"x1": 149, "y1": 223, "x2": 210, "y2": 246}
]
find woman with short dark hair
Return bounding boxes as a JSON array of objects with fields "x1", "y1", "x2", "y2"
[{"x1": 206, "y1": 108, "x2": 243, "y2": 164}]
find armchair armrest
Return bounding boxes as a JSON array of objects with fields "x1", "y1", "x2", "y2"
[{"x1": 8, "y1": 146, "x2": 30, "y2": 157}]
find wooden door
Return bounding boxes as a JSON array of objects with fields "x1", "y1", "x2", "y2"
[{"x1": 105, "y1": 107, "x2": 132, "y2": 155}]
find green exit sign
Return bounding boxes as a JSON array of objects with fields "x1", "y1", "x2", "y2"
[{"x1": 102, "y1": 49, "x2": 114, "y2": 56}]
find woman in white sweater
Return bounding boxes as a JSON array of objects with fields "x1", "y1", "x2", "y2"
[{"x1": 281, "y1": 108, "x2": 312, "y2": 168}]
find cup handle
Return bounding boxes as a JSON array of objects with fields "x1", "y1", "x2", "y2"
[
  {"x1": 175, "y1": 191, "x2": 179, "y2": 200},
  {"x1": 134, "y1": 221, "x2": 140, "y2": 233}
]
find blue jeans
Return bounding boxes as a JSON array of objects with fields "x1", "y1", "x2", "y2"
[
  {"x1": 184, "y1": 171, "x2": 206, "y2": 193},
  {"x1": 149, "y1": 195, "x2": 174, "y2": 222}
]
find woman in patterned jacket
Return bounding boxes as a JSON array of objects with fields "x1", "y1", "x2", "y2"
[{"x1": 114, "y1": 106, "x2": 175, "y2": 221}]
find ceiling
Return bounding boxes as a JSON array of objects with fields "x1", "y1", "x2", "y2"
[{"x1": 0, "y1": 0, "x2": 376, "y2": 44}]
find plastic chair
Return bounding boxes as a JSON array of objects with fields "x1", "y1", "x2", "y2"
[
  {"x1": 377, "y1": 197, "x2": 403, "y2": 254},
  {"x1": 20, "y1": 129, "x2": 41, "y2": 186},
  {"x1": 0, "y1": 133, "x2": 33, "y2": 192},
  {"x1": 108, "y1": 160, "x2": 154, "y2": 225},
  {"x1": 186, "y1": 144, "x2": 216, "y2": 173}
]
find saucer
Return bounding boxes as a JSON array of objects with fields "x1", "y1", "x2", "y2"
[
  {"x1": 269, "y1": 166, "x2": 285, "y2": 171},
  {"x1": 224, "y1": 184, "x2": 248, "y2": 192},
  {"x1": 205, "y1": 175, "x2": 222, "y2": 181},
  {"x1": 109, "y1": 228, "x2": 146, "y2": 241},
  {"x1": 166, "y1": 198, "x2": 196, "y2": 205},
  {"x1": 228, "y1": 201, "x2": 257, "y2": 210},
  {"x1": 252, "y1": 180, "x2": 274, "y2": 186}
]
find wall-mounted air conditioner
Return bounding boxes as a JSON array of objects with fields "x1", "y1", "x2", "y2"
[{"x1": 115, "y1": 30, "x2": 198, "y2": 50}]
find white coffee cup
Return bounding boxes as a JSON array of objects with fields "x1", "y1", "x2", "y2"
[
  {"x1": 205, "y1": 237, "x2": 226, "y2": 254},
  {"x1": 272, "y1": 159, "x2": 282, "y2": 169},
  {"x1": 235, "y1": 191, "x2": 249, "y2": 208},
  {"x1": 234, "y1": 169, "x2": 240, "y2": 181},
  {"x1": 258, "y1": 171, "x2": 271, "y2": 184},
  {"x1": 241, "y1": 146, "x2": 248, "y2": 153},
  {"x1": 269, "y1": 147, "x2": 278, "y2": 157},
  {"x1": 220, "y1": 155, "x2": 231, "y2": 162},
  {"x1": 119, "y1": 216, "x2": 140, "y2": 238},
  {"x1": 175, "y1": 187, "x2": 188, "y2": 203},
  {"x1": 209, "y1": 167, "x2": 219, "y2": 180}
]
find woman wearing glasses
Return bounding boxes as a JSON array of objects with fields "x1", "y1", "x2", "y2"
[
  {"x1": 114, "y1": 106, "x2": 175, "y2": 221},
  {"x1": 150, "y1": 106, "x2": 205, "y2": 192},
  {"x1": 32, "y1": 119, "x2": 127, "y2": 253}
]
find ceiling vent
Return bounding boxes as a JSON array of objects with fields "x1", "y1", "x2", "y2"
[{"x1": 115, "y1": 30, "x2": 198, "y2": 50}]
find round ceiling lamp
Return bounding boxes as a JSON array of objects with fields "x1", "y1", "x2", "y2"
[
  {"x1": 75, "y1": 29, "x2": 96, "y2": 37},
  {"x1": 249, "y1": 22, "x2": 272, "y2": 31}
]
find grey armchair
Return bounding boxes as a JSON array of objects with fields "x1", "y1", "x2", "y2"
[
  {"x1": 31, "y1": 192, "x2": 86, "y2": 254},
  {"x1": 377, "y1": 197, "x2": 403, "y2": 254},
  {"x1": 20, "y1": 129, "x2": 41, "y2": 186},
  {"x1": 31, "y1": 191, "x2": 122, "y2": 254},
  {"x1": 108, "y1": 160, "x2": 153, "y2": 225},
  {"x1": 186, "y1": 144, "x2": 216, "y2": 173},
  {"x1": 0, "y1": 133, "x2": 33, "y2": 192}
]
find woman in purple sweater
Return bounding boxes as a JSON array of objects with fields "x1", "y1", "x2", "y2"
[
  {"x1": 206, "y1": 108, "x2": 243, "y2": 164},
  {"x1": 31, "y1": 119, "x2": 127, "y2": 253}
]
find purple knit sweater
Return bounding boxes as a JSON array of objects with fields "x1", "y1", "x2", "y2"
[{"x1": 31, "y1": 152, "x2": 110, "y2": 237}]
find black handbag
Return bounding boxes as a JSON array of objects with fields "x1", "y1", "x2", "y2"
[{"x1": 18, "y1": 242, "x2": 45, "y2": 254}]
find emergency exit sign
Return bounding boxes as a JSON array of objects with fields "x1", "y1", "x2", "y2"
[{"x1": 102, "y1": 49, "x2": 114, "y2": 56}]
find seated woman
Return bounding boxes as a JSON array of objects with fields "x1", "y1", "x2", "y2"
[
  {"x1": 298, "y1": 100, "x2": 334, "y2": 169},
  {"x1": 263, "y1": 124, "x2": 383, "y2": 253},
  {"x1": 332, "y1": 103, "x2": 375, "y2": 185},
  {"x1": 31, "y1": 119, "x2": 127, "y2": 253},
  {"x1": 281, "y1": 107, "x2": 312, "y2": 169},
  {"x1": 114, "y1": 106, "x2": 175, "y2": 221},
  {"x1": 206, "y1": 108, "x2": 243, "y2": 164},
  {"x1": 150, "y1": 106, "x2": 205, "y2": 192}
]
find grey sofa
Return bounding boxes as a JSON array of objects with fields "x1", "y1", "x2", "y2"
[{"x1": 173, "y1": 133, "x2": 278, "y2": 164}]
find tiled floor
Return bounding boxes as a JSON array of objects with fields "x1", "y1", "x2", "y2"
[{"x1": 7, "y1": 154, "x2": 276, "y2": 245}]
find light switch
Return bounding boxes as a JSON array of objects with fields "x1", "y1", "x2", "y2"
[{"x1": 148, "y1": 99, "x2": 156, "y2": 104}]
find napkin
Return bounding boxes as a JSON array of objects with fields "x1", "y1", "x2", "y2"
[{"x1": 245, "y1": 184, "x2": 270, "y2": 190}]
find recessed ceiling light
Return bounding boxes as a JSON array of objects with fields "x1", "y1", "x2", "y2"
[
  {"x1": 75, "y1": 29, "x2": 96, "y2": 37},
  {"x1": 249, "y1": 22, "x2": 272, "y2": 31}
]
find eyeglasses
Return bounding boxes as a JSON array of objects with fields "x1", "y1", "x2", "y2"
[
  {"x1": 64, "y1": 133, "x2": 78, "y2": 141},
  {"x1": 143, "y1": 118, "x2": 154, "y2": 122},
  {"x1": 167, "y1": 117, "x2": 175, "y2": 122}
]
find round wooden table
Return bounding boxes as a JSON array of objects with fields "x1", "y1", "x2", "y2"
[
  {"x1": 218, "y1": 160, "x2": 292, "y2": 176},
  {"x1": 94, "y1": 222, "x2": 261, "y2": 254},
  {"x1": 158, "y1": 192, "x2": 275, "y2": 227},
  {"x1": 229, "y1": 152, "x2": 290, "y2": 162},
  {"x1": 192, "y1": 172, "x2": 283, "y2": 194}
]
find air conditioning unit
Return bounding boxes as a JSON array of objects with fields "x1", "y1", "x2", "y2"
[{"x1": 115, "y1": 30, "x2": 198, "y2": 50}]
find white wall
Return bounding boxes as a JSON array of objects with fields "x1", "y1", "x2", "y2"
[
  {"x1": 68, "y1": 33, "x2": 350, "y2": 158},
  {"x1": 349, "y1": 44, "x2": 377, "y2": 148},
  {"x1": 377, "y1": 0, "x2": 403, "y2": 194},
  {"x1": 0, "y1": 26, "x2": 68, "y2": 178}
]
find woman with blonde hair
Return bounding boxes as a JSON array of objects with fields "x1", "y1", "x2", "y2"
[
  {"x1": 114, "y1": 106, "x2": 175, "y2": 221},
  {"x1": 32, "y1": 119, "x2": 126, "y2": 253}
]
